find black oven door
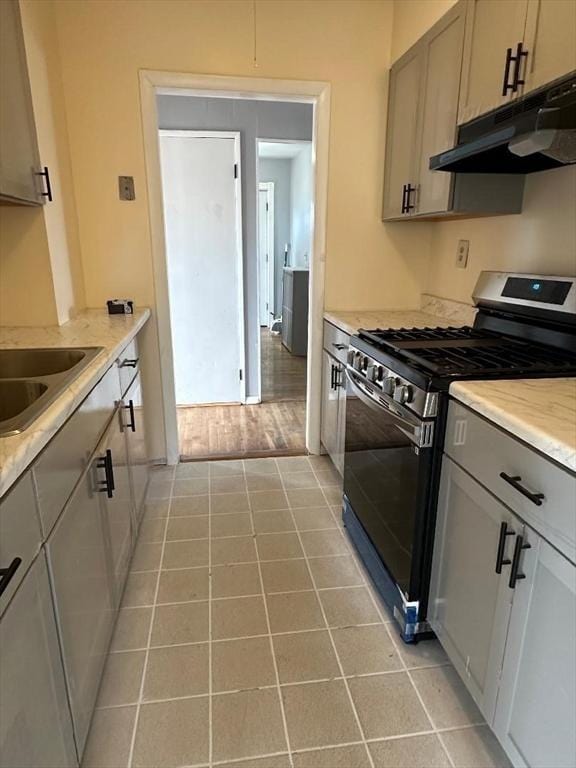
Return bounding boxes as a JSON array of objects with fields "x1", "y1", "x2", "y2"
[{"x1": 343, "y1": 368, "x2": 435, "y2": 602}]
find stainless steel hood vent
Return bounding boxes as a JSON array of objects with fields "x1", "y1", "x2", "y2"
[{"x1": 430, "y1": 72, "x2": 576, "y2": 174}]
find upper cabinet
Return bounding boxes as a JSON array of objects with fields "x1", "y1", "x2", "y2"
[
  {"x1": 0, "y1": 0, "x2": 47, "y2": 205},
  {"x1": 523, "y1": 0, "x2": 576, "y2": 93}
]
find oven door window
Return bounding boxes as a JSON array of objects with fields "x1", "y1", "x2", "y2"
[{"x1": 343, "y1": 375, "x2": 432, "y2": 598}]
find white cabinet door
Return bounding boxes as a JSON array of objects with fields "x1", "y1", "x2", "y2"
[
  {"x1": 429, "y1": 456, "x2": 518, "y2": 722},
  {"x1": 321, "y1": 351, "x2": 339, "y2": 462},
  {"x1": 523, "y1": 0, "x2": 576, "y2": 94},
  {"x1": 0, "y1": 554, "x2": 77, "y2": 768},
  {"x1": 124, "y1": 372, "x2": 150, "y2": 531},
  {"x1": 459, "y1": 0, "x2": 529, "y2": 124},
  {"x1": 494, "y1": 535, "x2": 576, "y2": 768},
  {"x1": 382, "y1": 47, "x2": 424, "y2": 219}
]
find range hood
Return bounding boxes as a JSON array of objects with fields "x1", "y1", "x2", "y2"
[{"x1": 430, "y1": 72, "x2": 576, "y2": 174}]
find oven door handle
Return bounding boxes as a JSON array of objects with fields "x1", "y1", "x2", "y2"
[{"x1": 345, "y1": 369, "x2": 433, "y2": 448}]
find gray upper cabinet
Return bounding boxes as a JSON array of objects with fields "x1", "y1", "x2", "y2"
[
  {"x1": 0, "y1": 553, "x2": 77, "y2": 768},
  {"x1": 0, "y1": 0, "x2": 43, "y2": 205}
]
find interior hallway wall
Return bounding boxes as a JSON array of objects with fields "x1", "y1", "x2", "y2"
[
  {"x1": 258, "y1": 157, "x2": 292, "y2": 317},
  {"x1": 157, "y1": 96, "x2": 313, "y2": 398},
  {"x1": 290, "y1": 144, "x2": 313, "y2": 268}
]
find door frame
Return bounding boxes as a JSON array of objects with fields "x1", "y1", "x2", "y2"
[
  {"x1": 258, "y1": 181, "x2": 275, "y2": 329},
  {"x1": 158, "y1": 129, "x2": 246, "y2": 406},
  {"x1": 140, "y1": 70, "x2": 330, "y2": 465}
]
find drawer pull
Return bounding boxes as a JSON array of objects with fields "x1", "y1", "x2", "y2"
[
  {"x1": 495, "y1": 521, "x2": 515, "y2": 574},
  {"x1": 332, "y1": 343, "x2": 347, "y2": 351},
  {"x1": 120, "y1": 358, "x2": 139, "y2": 369},
  {"x1": 125, "y1": 400, "x2": 136, "y2": 432},
  {"x1": 509, "y1": 535, "x2": 531, "y2": 589},
  {"x1": 0, "y1": 558, "x2": 22, "y2": 597},
  {"x1": 499, "y1": 472, "x2": 544, "y2": 506}
]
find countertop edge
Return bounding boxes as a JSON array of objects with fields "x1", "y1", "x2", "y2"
[{"x1": 0, "y1": 309, "x2": 151, "y2": 498}]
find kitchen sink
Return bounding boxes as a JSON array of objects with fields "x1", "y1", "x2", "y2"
[{"x1": 0, "y1": 346, "x2": 103, "y2": 436}]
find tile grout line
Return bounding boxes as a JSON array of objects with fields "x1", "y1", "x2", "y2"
[
  {"x1": 279, "y1": 456, "x2": 376, "y2": 768},
  {"x1": 126, "y1": 466, "x2": 175, "y2": 768},
  {"x1": 242, "y1": 459, "x2": 295, "y2": 768}
]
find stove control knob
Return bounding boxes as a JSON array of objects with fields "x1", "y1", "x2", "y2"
[
  {"x1": 393, "y1": 384, "x2": 413, "y2": 405},
  {"x1": 352, "y1": 352, "x2": 363, "y2": 371},
  {"x1": 347, "y1": 349, "x2": 356, "y2": 366},
  {"x1": 382, "y1": 376, "x2": 396, "y2": 396},
  {"x1": 369, "y1": 364, "x2": 383, "y2": 383}
]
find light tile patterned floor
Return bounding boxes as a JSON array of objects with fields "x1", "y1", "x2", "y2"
[{"x1": 82, "y1": 456, "x2": 512, "y2": 768}]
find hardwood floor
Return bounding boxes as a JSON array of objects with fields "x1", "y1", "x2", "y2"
[{"x1": 178, "y1": 329, "x2": 307, "y2": 461}]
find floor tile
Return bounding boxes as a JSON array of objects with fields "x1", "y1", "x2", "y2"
[
  {"x1": 267, "y1": 591, "x2": 326, "y2": 633},
  {"x1": 156, "y1": 567, "x2": 209, "y2": 603},
  {"x1": 170, "y1": 495, "x2": 209, "y2": 517},
  {"x1": 249, "y1": 489, "x2": 289, "y2": 511},
  {"x1": 277, "y1": 456, "x2": 311, "y2": 473},
  {"x1": 82, "y1": 706, "x2": 136, "y2": 768},
  {"x1": 300, "y1": 529, "x2": 349, "y2": 557},
  {"x1": 323, "y1": 486, "x2": 343, "y2": 506},
  {"x1": 369, "y1": 734, "x2": 451, "y2": 768},
  {"x1": 162, "y1": 539, "x2": 209, "y2": 569},
  {"x1": 293, "y1": 744, "x2": 370, "y2": 768},
  {"x1": 441, "y1": 724, "x2": 513, "y2": 768},
  {"x1": 246, "y1": 473, "x2": 283, "y2": 491},
  {"x1": 211, "y1": 492, "x2": 250, "y2": 514},
  {"x1": 253, "y1": 509, "x2": 296, "y2": 534},
  {"x1": 261, "y1": 559, "x2": 313, "y2": 593},
  {"x1": 307, "y1": 455, "x2": 336, "y2": 472},
  {"x1": 282, "y1": 679, "x2": 362, "y2": 749},
  {"x1": 396, "y1": 637, "x2": 449, "y2": 669},
  {"x1": 314, "y1": 468, "x2": 342, "y2": 488},
  {"x1": 137, "y1": 517, "x2": 166, "y2": 543},
  {"x1": 211, "y1": 475, "x2": 247, "y2": 494},
  {"x1": 212, "y1": 688, "x2": 287, "y2": 762},
  {"x1": 256, "y1": 532, "x2": 304, "y2": 560},
  {"x1": 212, "y1": 535, "x2": 258, "y2": 565},
  {"x1": 210, "y1": 459, "x2": 245, "y2": 476},
  {"x1": 219, "y1": 756, "x2": 290, "y2": 768},
  {"x1": 282, "y1": 471, "x2": 319, "y2": 490},
  {"x1": 121, "y1": 571, "x2": 157, "y2": 607},
  {"x1": 212, "y1": 595, "x2": 269, "y2": 639},
  {"x1": 212, "y1": 562, "x2": 262, "y2": 598},
  {"x1": 244, "y1": 457, "x2": 280, "y2": 475},
  {"x1": 175, "y1": 461, "x2": 209, "y2": 478},
  {"x1": 319, "y1": 586, "x2": 381, "y2": 628},
  {"x1": 165, "y1": 515, "x2": 208, "y2": 540},
  {"x1": 97, "y1": 650, "x2": 145, "y2": 707},
  {"x1": 143, "y1": 643, "x2": 209, "y2": 700},
  {"x1": 143, "y1": 499, "x2": 169, "y2": 519},
  {"x1": 172, "y1": 477, "x2": 209, "y2": 497},
  {"x1": 348, "y1": 672, "x2": 430, "y2": 739},
  {"x1": 150, "y1": 601, "x2": 209, "y2": 646},
  {"x1": 130, "y1": 541, "x2": 162, "y2": 572},
  {"x1": 287, "y1": 488, "x2": 327, "y2": 508},
  {"x1": 308, "y1": 555, "x2": 363, "y2": 588},
  {"x1": 332, "y1": 625, "x2": 402, "y2": 675},
  {"x1": 411, "y1": 665, "x2": 484, "y2": 729},
  {"x1": 147, "y1": 480, "x2": 172, "y2": 500},
  {"x1": 292, "y1": 506, "x2": 337, "y2": 531},
  {"x1": 110, "y1": 607, "x2": 152, "y2": 651},
  {"x1": 211, "y1": 512, "x2": 252, "y2": 538},
  {"x1": 132, "y1": 697, "x2": 209, "y2": 767},
  {"x1": 212, "y1": 636, "x2": 277, "y2": 692},
  {"x1": 149, "y1": 465, "x2": 174, "y2": 480},
  {"x1": 273, "y1": 630, "x2": 340, "y2": 683}
]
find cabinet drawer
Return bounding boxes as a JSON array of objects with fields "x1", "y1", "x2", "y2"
[
  {"x1": 34, "y1": 365, "x2": 121, "y2": 538},
  {"x1": 323, "y1": 321, "x2": 350, "y2": 365},
  {"x1": 446, "y1": 400, "x2": 576, "y2": 562},
  {"x1": 0, "y1": 471, "x2": 42, "y2": 616},
  {"x1": 117, "y1": 337, "x2": 139, "y2": 397}
]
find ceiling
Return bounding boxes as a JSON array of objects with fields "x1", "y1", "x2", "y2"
[{"x1": 258, "y1": 140, "x2": 310, "y2": 159}]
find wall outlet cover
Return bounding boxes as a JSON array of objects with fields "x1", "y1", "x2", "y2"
[
  {"x1": 119, "y1": 176, "x2": 135, "y2": 201},
  {"x1": 456, "y1": 239, "x2": 469, "y2": 268}
]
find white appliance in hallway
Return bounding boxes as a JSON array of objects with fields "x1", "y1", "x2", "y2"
[{"x1": 159, "y1": 130, "x2": 245, "y2": 405}]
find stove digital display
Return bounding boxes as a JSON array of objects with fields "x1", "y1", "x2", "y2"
[{"x1": 502, "y1": 277, "x2": 572, "y2": 305}]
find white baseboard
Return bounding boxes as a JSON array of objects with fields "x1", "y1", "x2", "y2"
[{"x1": 245, "y1": 396, "x2": 261, "y2": 405}]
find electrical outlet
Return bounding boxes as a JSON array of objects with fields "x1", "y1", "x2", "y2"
[
  {"x1": 456, "y1": 239, "x2": 469, "y2": 268},
  {"x1": 118, "y1": 176, "x2": 135, "y2": 201}
]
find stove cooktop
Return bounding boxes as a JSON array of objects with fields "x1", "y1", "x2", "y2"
[{"x1": 357, "y1": 325, "x2": 576, "y2": 379}]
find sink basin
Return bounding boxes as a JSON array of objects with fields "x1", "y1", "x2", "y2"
[
  {"x1": 0, "y1": 381, "x2": 49, "y2": 421},
  {"x1": 0, "y1": 348, "x2": 87, "y2": 378},
  {"x1": 0, "y1": 346, "x2": 103, "y2": 436}
]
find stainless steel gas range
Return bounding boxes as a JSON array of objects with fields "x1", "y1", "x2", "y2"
[{"x1": 342, "y1": 271, "x2": 576, "y2": 642}]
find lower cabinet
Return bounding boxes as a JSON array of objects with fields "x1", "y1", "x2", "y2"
[
  {"x1": 0, "y1": 553, "x2": 77, "y2": 768},
  {"x1": 124, "y1": 371, "x2": 150, "y2": 532},
  {"x1": 320, "y1": 350, "x2": 346, "y2": 475}
]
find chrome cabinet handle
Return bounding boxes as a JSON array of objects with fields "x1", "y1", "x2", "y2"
[{"x1": 499, "y1": 472, "x2": 544, "y2": 506}]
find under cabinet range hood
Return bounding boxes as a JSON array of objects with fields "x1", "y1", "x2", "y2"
[{"x1": 430, "y1": 72, "x2": 576, "y2": 174}]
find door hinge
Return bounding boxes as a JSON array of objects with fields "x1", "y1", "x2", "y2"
[
  {"x1": 239, "y1": 369, "x2": 243, "y2": 381},
  {"x1": 265, "y1": 253, "x2": 269, "y2": 262},
  {"x1": 266, "y1": 202, "x2": 269, "y2": 211},
  {"x1": 234, "y1": 163, "x2": 238, "y2": 179}
]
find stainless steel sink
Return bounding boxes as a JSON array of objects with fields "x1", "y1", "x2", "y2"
[{"x1": 0, "y1": 347, "x2": 103, "y2": 436}]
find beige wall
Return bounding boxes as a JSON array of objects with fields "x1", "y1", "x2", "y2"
[{"x1": 391, "y1": 0, "x2": 457, "y2": 62}]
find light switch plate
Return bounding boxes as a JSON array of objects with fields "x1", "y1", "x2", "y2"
[
  {"x1": 118, "y1": 176, "x2": 135, "y2": 201},
  {"x1": 456, "y1": 239, "x2": 469, "y2": 268}
]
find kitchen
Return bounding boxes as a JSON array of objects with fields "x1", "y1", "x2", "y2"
[{"x1": 0, "y1": 1, "x2": 575, "y2": 768}]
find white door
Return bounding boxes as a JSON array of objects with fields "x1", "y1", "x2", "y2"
[
  {"x1": 160, "y1": 131, "x2": 244, "y2": 405},
  {"x1": 258, "y1": 182, "x2": 275, "y2": 328}
]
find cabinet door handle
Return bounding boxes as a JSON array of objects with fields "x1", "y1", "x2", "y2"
[
  {"x1": 502, "y1": 47, "x2": 514, "y2": 95},
  {"x1": 405, "y1": 183, "x2": 416, "y2": 213},
  {"x1": 97, "y1": 449, "x2": 115, "y2": 498},
  {"x1": 120, "y1": 358, "x2": 139, "y2": 369},
  {"x1": 35, "y1": 166, "x2": 53, "y2": 201},
  {"x1": 495, "y1": 521, "x2": 515, "y2": 574},
  {"x1": 330, "y1": 364, "x2": 336, "y2": 390},
  {"x1": 499, "y1": 472, "x2": 544, "y2": 506},
  {"x1": 334, "y1": 365, "x2": 342, "y2": 389},
  {"x1": 332, "y1": 343, "x2": 347, "y2": 351},
  {"x1": 511, "y1": 41, "x2": 528, "y2": 92},
  {"x1": 125, "y1": 400, "x2": 136, "y2": 432},
  {"x1": 0, "y1": 558, "x2": 22, "y2": 597},
  {"x1": 509, "y1": 535, "x2": 531, "y2": 589},
  {"x1": 401, "y1": 184, "x2": 407, "y2": 214}
]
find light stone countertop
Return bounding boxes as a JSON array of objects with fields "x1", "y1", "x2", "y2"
[
  {"x1": 450, "y1": 378, "x2": 576, "y2": 473},
  {"x1": 323, "y1": 309, "x2": 458, "y2": 337},
  {"x1": 0, "y1": 308, "x2": 151, "y2": 497}
]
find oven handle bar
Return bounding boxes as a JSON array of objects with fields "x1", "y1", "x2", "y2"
[{"x1": 345, "y1": 369, "x2": 434, "y2": 449}]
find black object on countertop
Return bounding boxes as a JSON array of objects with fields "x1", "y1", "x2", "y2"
[{"x1": 107, "y1": 300, "x2": 134, "y2": 315}]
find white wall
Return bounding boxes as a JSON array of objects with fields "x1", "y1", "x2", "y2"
[
  {"x1": 290, "y1": 144, "x2": 313, "y2": 268},
  {"x1": 258, "y1": 157, "x2": 292, "y2": 316}
]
